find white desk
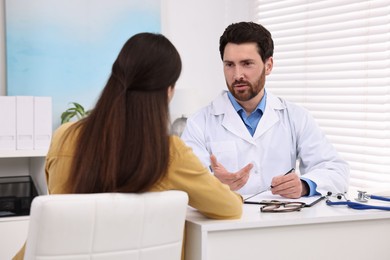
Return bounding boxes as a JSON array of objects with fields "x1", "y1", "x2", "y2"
[{"x1": 185, "y1": 198, "x2": 390, "y2": 260}]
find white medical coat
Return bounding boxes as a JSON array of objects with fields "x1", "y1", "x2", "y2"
[{"x1": 181, "y1": 90, "x2": 349, "y2": 195}]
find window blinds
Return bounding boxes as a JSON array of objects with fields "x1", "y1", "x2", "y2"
[{"x1": 253, "y1": 0, "x2": 390, "y2": 191}]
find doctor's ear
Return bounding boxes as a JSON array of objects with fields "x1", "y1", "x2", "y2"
[{"x1": 265, "y1": 57, "x2": 273, "y2": 75}]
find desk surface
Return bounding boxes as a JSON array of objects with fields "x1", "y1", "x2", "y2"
[
  {"x1": 186, "y1": 196, "x2": 390, "y2": 230},
  {"x1": 185, "y1": 196, "x2": 390, "y2": 260}
]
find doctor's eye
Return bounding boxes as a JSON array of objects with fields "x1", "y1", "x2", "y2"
[{"x1": 224, "y1": 62, "x2": 234, "y2": 68}]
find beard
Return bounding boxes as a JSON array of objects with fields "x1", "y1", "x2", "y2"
[{"x1": 227, "y1": 68, "x2": 266, "y2": 102}]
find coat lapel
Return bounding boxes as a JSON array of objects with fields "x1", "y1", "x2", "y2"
[
  {"x1": 253, "y1": 93, "x2": 284, "y2": 140},
  {"x1": 212, "y1": 91, "x2": 255, "y2": 144}
]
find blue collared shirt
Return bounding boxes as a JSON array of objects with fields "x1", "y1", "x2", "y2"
[{"x1": 227, "y1": 91, "x2": 267, "y2": 136}]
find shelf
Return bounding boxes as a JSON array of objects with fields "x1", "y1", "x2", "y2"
[
  {"x1": 0, "y1": 215, "x2": 29, "y2": 222},
  {"x1": 0, "y1": 149, "x2": 48, "y2": 158}
]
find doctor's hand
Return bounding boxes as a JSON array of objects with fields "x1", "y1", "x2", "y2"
[
  {"x1": 210, "y1": 154, "x2": 253, "y2": 191},
  {"x1": 270, "y1": 170, "x2": 309, "y2": 199}
]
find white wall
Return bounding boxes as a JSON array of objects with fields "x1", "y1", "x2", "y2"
[
  {"x1": 162, "y1": 0, "x2": 253, "y2": 120},
  {"x1": 0, "y1": 0, "x2": 253, "y2": 110}
]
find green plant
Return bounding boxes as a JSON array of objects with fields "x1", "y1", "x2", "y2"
[{"x1": 61, "y1": 102, "x2": 90, "y2": 124}]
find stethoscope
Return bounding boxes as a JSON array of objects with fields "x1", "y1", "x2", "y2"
[{"x1": 326, "y1": 190, "x2": 390, "y2": 211}]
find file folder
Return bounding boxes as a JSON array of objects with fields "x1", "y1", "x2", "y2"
[
  {"x1": 16, "y1": 96, "x2": 34, "y2": 150},
  {"x1": 33, "y1": 97, "x2": 52, "y2": 150},
  {"x1": 0, "y1": 96, "x2": 16, "y2": 150}
]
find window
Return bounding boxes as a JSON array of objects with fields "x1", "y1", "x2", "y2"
[{"x1": 253, "y1": 0, "x2": 390, "y2": 191}]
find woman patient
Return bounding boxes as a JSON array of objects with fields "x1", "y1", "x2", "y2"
[{"x1": 13, "y1": 32, "x2": 242, "y2": 259}]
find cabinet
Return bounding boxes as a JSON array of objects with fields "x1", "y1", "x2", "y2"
[{"x1": 0, "y1": 150, "x2": 48, "y2": 259}]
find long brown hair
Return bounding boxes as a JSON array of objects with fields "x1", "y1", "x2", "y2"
[{"x1": 63, "y1": 33, "x2": 182, "y2": 193}]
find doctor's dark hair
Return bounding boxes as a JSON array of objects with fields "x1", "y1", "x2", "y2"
[
  {"x1": 64, "y1": 32, "x2": 182, "y2": 193},
  {"x1": 219, "y1": 22, "x2": 274, "y2": 63}
]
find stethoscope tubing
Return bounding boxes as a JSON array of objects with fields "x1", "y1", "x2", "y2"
[
  {"x1": 370, "y1": 195, "x2": 390, "y2": 202},
  {"x1": 326, "y1": 200, "x2": 390, "y2": 211}
]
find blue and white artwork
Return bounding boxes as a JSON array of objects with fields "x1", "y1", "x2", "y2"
[{"x1": 6, "y1": 0, "x2": 160, "y2": 127}]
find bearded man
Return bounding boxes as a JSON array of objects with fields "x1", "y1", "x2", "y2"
[{"x1": 181, "y1": 22, "x2": 349, "y2": 198}]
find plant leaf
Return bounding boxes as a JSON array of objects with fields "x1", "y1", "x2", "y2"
[
  {"x1": 60, "y1": 102, "x2": 90, "y2": 124},
  {"x1": 61, "y1": 111, "x2": 77, "y2": 124},
  {"x1": 72, "y1": 102, "x2": 85, "y2": 113}
]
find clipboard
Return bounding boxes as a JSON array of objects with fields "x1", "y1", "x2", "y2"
[{"x1": 243, "y1": 190, "x2": 325, "y2": 207}]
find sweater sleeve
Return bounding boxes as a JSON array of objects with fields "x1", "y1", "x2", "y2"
[{"x1": 153, "y1": 136, "x2": 243, "y2": 220}]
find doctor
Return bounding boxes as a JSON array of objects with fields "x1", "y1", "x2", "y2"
[{"x1": 181, "y1": 22, "x2": 349, "y2": 198}]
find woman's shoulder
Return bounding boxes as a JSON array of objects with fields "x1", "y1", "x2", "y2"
[
  {"x1": 169, "y1": 135, "x2": 188, "y2": 152},
  {"x1": 48, "y1": 122, "x2": 78, "y2": 156},
  {"x1": 54, "y1": 122, "x2": 74, "y2": 134},
  {"x1": 168, "y1": 135, "x2": 198, "y2": 163}
]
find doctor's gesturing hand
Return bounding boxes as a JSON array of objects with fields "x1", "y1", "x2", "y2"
[
  {"x1": 270, "y1": 170, "x2": 309, "y2": 199},
  {"x1": 210, "y1": 154, "x2": 253, "y2": 191}
]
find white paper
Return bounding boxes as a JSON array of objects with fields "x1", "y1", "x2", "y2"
[{"x1": 244, "y1": 190, "x2": 324, "y2": 206}]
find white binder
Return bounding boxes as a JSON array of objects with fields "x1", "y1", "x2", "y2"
[
  {"x1": 33, "y1": 96, "x2": 52, "y2": 150},
  {"x1": 0, "y1": 96, "x2": 16, "y2": 150},
  {"x1": 16, "y1": 96, "x2": 34, "y2": 150}
]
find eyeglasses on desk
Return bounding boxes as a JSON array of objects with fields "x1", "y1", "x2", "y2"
[{"x1": 259, "y1": 200, "x2": 305, "y2": 213}]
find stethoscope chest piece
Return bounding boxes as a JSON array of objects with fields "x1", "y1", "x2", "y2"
[{"x1": 355, "y1": 190, "x2": 369, "y2": 203}]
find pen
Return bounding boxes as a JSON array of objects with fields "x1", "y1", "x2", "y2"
[
  {"x1": 244, "y1": 168, "x2": 295, "y2": 201},
  {"x1": 270, "y1": 168, "x2": 295, "y2": 188}
]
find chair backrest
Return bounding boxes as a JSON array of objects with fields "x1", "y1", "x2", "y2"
[{"x1": 24, "y1": 191, "x2": 188, "y2": 260}]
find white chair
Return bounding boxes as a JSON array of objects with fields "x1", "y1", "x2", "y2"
[{"x1": 23, "y1": 191, "x2": 188, "y2": 260}]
